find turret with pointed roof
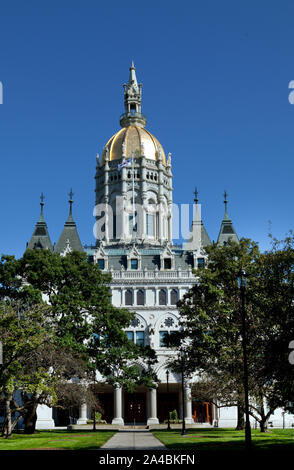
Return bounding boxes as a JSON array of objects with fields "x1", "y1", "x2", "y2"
[
  {"x1": 217, "y1": 191, "x2": 239, "y2": 246},
  {"x1": 55, "y1": 189, "x2": 83, "y2": 255},
  {"x1": 120, "y1": 61, "x2": 146, "y2": 128},
  {"x1": 183, "y1": 188, "x2": 211, "y2": 250},
  {"x1": 27, "y1": 193, "x2": 53, "y2": 251}
]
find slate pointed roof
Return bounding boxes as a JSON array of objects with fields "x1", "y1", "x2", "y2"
[
  {"x1": 217, "y1": 191, "x2": 239, "y2": 246},
  {"x1": 54, "y1": 190, "x2": 83, "y2": 255},
  {"x1": 27, "y1": 193, "x2": 53, "y2": 251},
  {"x1": 183, "y1": 188, "x2": 211, "y2": 250}
]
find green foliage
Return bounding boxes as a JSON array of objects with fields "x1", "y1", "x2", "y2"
[
  {"x1": 169, "y1": 409, "x2": 178, "y2": 421},
  {"x1": 171, "y1": 237, "x2": 294, "y2": 428},
  {"x1": 0, "y1": 248, "x2": 157, "y2": 434},
  {"x1": 95, "y1": 411, "x2": 102, "y2": 422}
]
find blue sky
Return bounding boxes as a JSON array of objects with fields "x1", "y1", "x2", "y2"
[{"x1": 1, "y1": 0, "x2": 294, "y2": 258}]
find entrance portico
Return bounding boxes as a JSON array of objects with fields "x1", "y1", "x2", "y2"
[{"x1": 91, "y1": 382, "x2": 194, "y2": 426}]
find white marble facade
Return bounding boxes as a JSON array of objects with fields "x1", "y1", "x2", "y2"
[{"x1": 34, "y1": 63, "x2": 294, "y2": 430}]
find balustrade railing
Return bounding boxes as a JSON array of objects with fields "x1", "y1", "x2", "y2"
[{"x1": 111, "y1": 269, "x2": 194, "y2": 280}]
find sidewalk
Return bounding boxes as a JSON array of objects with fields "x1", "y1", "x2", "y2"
[{"x1": 100, "y1": 430, "x2": 167, "y2": 450}]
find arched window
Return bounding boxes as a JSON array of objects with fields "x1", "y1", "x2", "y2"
[
  {"x1": 146, "y1": 213, "x2": 155, "y2": 236},
  {"x1": 137, "y1": 289, "x2": 144, "y2": 306},
  {"x1": 125, "y1": 289, "x2": 133, "y2": 306},
  {"x1": 170, "y1": 289, "x2": 178, "y2": 305},
  {"x1": 159, "y1": 289, "x2": 167, "y2": 305}
]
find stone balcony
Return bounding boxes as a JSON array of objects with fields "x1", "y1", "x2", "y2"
[{"x1": 110, "y1": 269, "x2": 196, "y2": 280}]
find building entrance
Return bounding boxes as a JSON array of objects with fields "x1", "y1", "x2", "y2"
[
  {"x1": 97, "y1": 393, "x2": 114, "y2": 424},
  {"x1": 192, "y1": 401, "x2": 213, "y2": 424},
  {"x1": 124, "y1": 393, "x2": 146, "y2": 424},
  {"x1": 157, "y1": 393, "x2": 179, "y2": 423}
]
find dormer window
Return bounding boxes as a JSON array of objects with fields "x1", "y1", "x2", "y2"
[
  {"x1": 97, "y1": 259, "x2": 105, "y2": 270},
  {"x1": 164, "y1": 258, "x2": 172, "y2": 270},
  {"x1": 131, "y1": 259, "x2": 138, "y2": 270}
]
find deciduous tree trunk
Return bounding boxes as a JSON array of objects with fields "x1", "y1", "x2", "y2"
[
  {"x1": 259, "y1": 418, "x2": 268, "y2": 433},
  {"x1": 23, "y1": 403, "x2": 38, "y2": 434},
  {"x1": 235, "y1": 403, "x2": 245, "y2": 430},
  {"x1": 2, "y1": 394, "x2": 13, "y2": 438}
]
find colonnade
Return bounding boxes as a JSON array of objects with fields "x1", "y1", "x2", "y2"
[{"x1": 76, "y1": 384, "x2": 194, "y2": 426}]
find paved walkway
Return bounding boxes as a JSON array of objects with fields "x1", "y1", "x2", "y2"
[{"x1": 100, "y1": 430, "x2": 167, "y2": 450}]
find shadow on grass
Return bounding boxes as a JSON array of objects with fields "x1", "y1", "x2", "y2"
[{"x1": 152, "y1": 428, "x2": 294, "y2": 452}]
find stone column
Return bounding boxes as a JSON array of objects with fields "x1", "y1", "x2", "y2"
[
  {"x1": 121, "y1": 288, "x2": 125, "y2": 306},
  {"x1": 147, "y1": 387, "x2": 159, "y2": 425},
  {"x1": 112, "y1": 386, "x2": 124, "y2": 425},
  {"x1": 184, "y1": 385, "x2": 194, "y2": 425},
  {"x1": 77, "y1": 403, "x2": 88, "y2": 425}
]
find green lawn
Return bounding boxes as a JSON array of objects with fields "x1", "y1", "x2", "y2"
[
  {"x1": 0, "y1": 430, "x2": 115, "y2": 450},
  {"x1": 152, "y1": 428, "x2": 294, "y2": 451}
]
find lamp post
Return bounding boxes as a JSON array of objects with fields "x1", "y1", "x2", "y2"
[
  {"x1": 180, "y1": 349, "x2": 186, "y2": 436},
  {"x1": 93, "y1": 367, "x2": 96, "y2": 431},
  {"x1": 237, "y1": 268, "x2": 251, "y2": 451},
  {"x1": 166, "y1": 369, "x2": 171, "y2": 430}
]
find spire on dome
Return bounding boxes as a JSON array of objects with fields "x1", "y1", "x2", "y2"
[
  {"x1": 217, "y1": 190, "x2": 239, "y2": 246},
  {"x1": 55, "y1": 189, "x2": 83, "y2": 255},
  {"x1": 128, "y1": 60, "x2": 139, "y2": 91},
  {"x1": 26, "y1": 193, "x2": 53, "y2": 251},
  {"x1": 120, "y1": 62, "x2": 146, "y2": 128}
]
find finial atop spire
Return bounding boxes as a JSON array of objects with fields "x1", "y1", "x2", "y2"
[
  {"x1": 69, "y1": 188, "x2": 74, "y2": 216},
  {"x1": 40, "y1": 193, "x2": 45, "y2": 220},
  {"x1": 194, "y1": 187, "x2": 199, "y2": 204},
  {"x1": 224, "y1": 190, "x2": 229, "y2": 219}
]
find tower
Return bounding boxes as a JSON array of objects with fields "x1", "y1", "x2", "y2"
[
  {"x1": 217, "y1": 191, "x2": 239, "y2": 245},
  {"x1": 27, "y1": 193, "x2": 53, "y2": 251},
  {"x1": 183, "y1": 187, "x2": 211, "y2": 252},
  {"x1": 95, "y1": 62, "x2": 172, "y2": 246},
  {"x1": 55, "y1": 189, "x2": 83, "y2": 255}
]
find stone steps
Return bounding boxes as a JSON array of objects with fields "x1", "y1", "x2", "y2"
[{"x1": 67, "y1": 422, "x2": 213, "y2": 431}]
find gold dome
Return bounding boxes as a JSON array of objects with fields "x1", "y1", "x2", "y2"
[{"x1": 101, "y1": 125, "x2": 166, "y2": 166}]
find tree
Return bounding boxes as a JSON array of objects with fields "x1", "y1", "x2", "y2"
[
  {"x1": 173, "y1": 237, "x2": 294, "y2": 432},
  {"x1": 0, "y1": 249, "x2": 157, "y2": 434},
  {"x1": 0, "y1": 302, "x2": 52, "y2": 437},
  {"x1": 19, "y1": 249, "x2": 156, "y2": 388}
]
